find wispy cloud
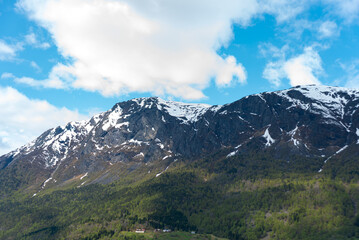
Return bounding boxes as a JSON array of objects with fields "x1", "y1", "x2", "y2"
[
  {"x1": 25, "y1": 32, "x2": 50, "y2": 49},
  {"x1": 339, "y1": 60, "x2": 359, "y2": 89},
  {"x1": 5, "y1": 63, "x2": 73, "y2": 89},
  {"x1": 0, "y1": 40, "x2": 18, "y2": 61},
  {"x1": 324, "y1": 0, "x2": 359, "y2": 23},
  {"x1": 30, "y1": 60, "x2": 41, "y2": 72},
  {"x1": 318, "y1": 21, "x2": 339, "y2": 39}
]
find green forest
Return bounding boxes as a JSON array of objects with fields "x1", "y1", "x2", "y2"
[{"x1": 0, "y1": 151, "x2": 358, "y2": 240}]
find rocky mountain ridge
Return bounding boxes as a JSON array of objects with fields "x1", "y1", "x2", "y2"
[{"x1": 1, "y1": 84, "x2": 359, "y2": 193}]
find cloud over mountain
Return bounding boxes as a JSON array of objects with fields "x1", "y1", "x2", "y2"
[
  {"x1": 0, "y1": 86, "x2": 87, "y2": 155},
  {"x1": 16, "y1": 0, "x2": 259, "y2": 99}
]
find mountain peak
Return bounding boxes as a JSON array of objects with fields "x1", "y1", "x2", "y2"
[
  {"x1": 273, "y1": 84, "x2": 359, "y2": 101},
  {"x1": 129, "y1": 96, "x2": 214, "y2": 124}
]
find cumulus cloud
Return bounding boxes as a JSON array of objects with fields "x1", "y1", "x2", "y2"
[
  {"x1": 283, "y1": 47, "x2": 323, "y2": 86},
  {"x1": 15, "y1": 0, "x2": 261, "y2": 100},
  {"x1": 16, "y1": 0, "x2": 349, "y2": 99},
  {"x1": 0, "y1": 86, "x2": 87, "y2": 155},
  {"x1": 263, "y1": 46, "x2": 323, "y2": 87}
]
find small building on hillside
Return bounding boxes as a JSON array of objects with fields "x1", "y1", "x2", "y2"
[{"x1": 135, "y1": 229, "x2": 145, "y2": 233}]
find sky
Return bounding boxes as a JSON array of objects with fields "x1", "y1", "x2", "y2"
[{"x1": 1, "y1": 0, "x2": 359, "y2": 154}]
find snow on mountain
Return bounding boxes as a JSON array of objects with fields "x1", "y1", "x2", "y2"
[
  {"x1": 3, "y1": 97, "x2": 219, "y2": 168},
  {"x1": 272, "y1": 85, "x2": 359, "y2": 121},
  {"x1": 2, "y1": 85, "x2": 359, "y2": 189},
  {"x1": 263, "y1": 127, "x2": 275, "y2": 147},
  {"x1": 133, "y1": 97, "x2": 217, "y2": 124}
]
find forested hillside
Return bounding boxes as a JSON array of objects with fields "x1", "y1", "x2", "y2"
[{"x1": 1, "y1": 151, "x2": 358, "y2": 240}]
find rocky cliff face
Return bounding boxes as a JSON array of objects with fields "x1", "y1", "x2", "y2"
[{"x1": 1, "y1": 85, "x2": 359, "y2": 192}]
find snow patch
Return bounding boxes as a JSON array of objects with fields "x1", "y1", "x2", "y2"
[
  {"x1": 42, "y1": 177, "x2": 52, "y2": 189},
  {"x1": 226, "y1": 150, "x2": 238, "y2": 158},
  {"x1": 235, "y1": 144, "x2": 242, "y2": 149},
  {"x1": 80, "y1": 172, "x2": 88, "y2": 180},
  {"x1": 263, "y1": 128, "x2": 275, "y2": 147},
  {"x1": 156, "y1": 166, "x2": 169, "y2": 177},
  {"x1": 274, "y1": 85, "x2": 359, "y2": 120},
  {"x1": 115, "y1": 122, "x2": 129, "y2": 129},
  {"x1": 288, "y1": 125, "x2": 300, "y2": 147},
  {"x1": 210, "y1": 105, "x2": 223, "y2": 112},
  {"x1": 157, "y1": 98, "x2": 211, "y2": 124},
  {"x1": 319, "y1": 145, "x2": 348, "y2": 172},
  {"x1": 134, "y1": 152, "x2": 144, "y2": 158},
  {"x1": 129, "y1": 139, "x2": 142, "y2": 145},
  {"x1": 102, "y1": 106, "x2": 123, "y2": 131}
]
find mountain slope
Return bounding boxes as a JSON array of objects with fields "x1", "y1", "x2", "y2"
[{"x1": 1, "y1": 85, "x2": 359, "y2": 194}]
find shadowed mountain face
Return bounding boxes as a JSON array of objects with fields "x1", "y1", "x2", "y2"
[{"x1": 1, "y1": 85, "x2": 359, "y2": 193}]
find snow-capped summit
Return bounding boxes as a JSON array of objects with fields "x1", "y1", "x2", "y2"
[
  {"x1": 131, "y1": 97, "x2": 219, "y2": 123},
  {"x1": 270, "y1": 85, "x2": 359, "y2": 120}
]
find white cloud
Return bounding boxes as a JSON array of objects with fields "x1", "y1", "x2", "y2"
[
  {"x1": 259, "y1": 0, "x2": 310, "y2": 22},
  {"x1": 340, "y1": 60, "x2": 359, "y2": 89},
  {"x1": 16, "y1": 0, "x2": 261, "y2": 100},
  {"x1": 0, "y1": 40, "x2": 17, "y2": 61},
  {"x1": 25, "y1": 32, "x2": 50, "y2": 49},
  {"x1": 1, "y1": 72, "x2": 15, "y2": 79},
  {"x1": 0, "y1": 33, "x2": 49, "y2": 62},
  {"x1": 324, "y1": 0, "x2": 359, "y2": 23},
  {"x1": 8, "y1": 63, "x2": 73, "y2": 89},
  {"x1": 283, "y1": 47, "x2": 323, "y2": 86},
  {"x1": 16, "y1": 0, "x2": 346, "y2": 99},
  {"x1": 318, "y1": 21, "x2": 339, "y2": 39},
  {"x1": 0, "y1": 86, "x2": 87, "y2": 155},
  {"x1": 263, "y1": 61, "x2": 286, "y2": 87},
  {"x1": 263, "y1": 46, "x2": 323, "y2": 87}
]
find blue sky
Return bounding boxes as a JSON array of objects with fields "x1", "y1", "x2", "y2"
[{"x1": 1, "y1": 0, "x2": 359, "y2": 154}]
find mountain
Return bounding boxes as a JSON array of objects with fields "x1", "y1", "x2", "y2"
[
  {"x1": 1, "y1": 85, "x2": 359, "y2": 240},
  {"x1": 1, "y1": 85, "x2": 359, "y2": 194}
]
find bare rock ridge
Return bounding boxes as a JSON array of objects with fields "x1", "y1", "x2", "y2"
[{"x1": 1, "y1": 85, "x2": 359, "y2": 191}]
